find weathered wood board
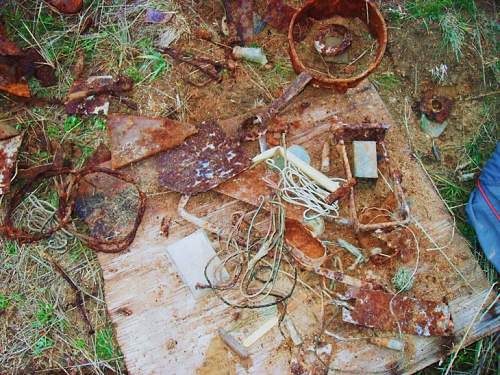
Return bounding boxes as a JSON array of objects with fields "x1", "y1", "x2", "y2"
[{"x1": 96, "y1": 81, "x2": 499, "y2": 374}]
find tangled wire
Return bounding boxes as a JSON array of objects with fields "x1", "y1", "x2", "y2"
[
  {"x1": 0, "y1": 163, "x2": 146, "y2": 253},
  {"x1": 202, "y1": 195, "x2": 298, "y2": 309}
]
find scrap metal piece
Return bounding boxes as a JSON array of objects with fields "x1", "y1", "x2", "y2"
[
  {"x1": 342, "y1": 288, "x2": 454, "y2": 336},
  {"x1": 332, "y1": 121, "x2": 410, "y2": 232},
  {"x1": 353, "y1": 141, "x2": 378, "y2": 179},
  {"x1": 238, "y1": 72, "x2": 312, "y2": 141},
  {"x1": 158, "y1": 121, "x2": 251, "y2": 195},
  {"x1": 223, "y1": 0, "x2": 254, "y2": 44},
  {"x1": 0, "y1": 23, "x2": 29, "y2": 97},
  {"x1": 0, "y1": 133, "x2": 22, "y2": 194},
  {"x1": 420, "y1": 91, "x2": 453, "y2": 124},
  {"x1": 325, "y1": 178, "x2": 356, "y2": 205},
  {"x1": 332, "y1": 122, "x2": 389, "y2": 143},
  {"x1": 2, "y1": 158, "x2": 146, "y2": 253},
  {"x1": 314, "y1": 24, "x2": 352, "y2": 57},
  {"x1": 261, "y1": 0, "x2": 311, "y2": 41},
  {"x1": 65, "y1": 75, "x2": 133, "y2": 115},
  {"x1": 107, "y1": 114, "x2": 198, "y2": 169},
  {"x1": 288, "y1": 0, "x2": 387, "y2": 93},
  {"x1": 285, "y1": 218, "x2": 327, "y2": 269},
  {"x1": 45, "y1": 0, "x2": 83, "y2": 14},
  {"x1": 161, "y1": 47, "x2": 225, "y2": 83}
]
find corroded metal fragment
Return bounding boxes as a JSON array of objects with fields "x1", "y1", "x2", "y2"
[
  {"x1": 420, "y1": 91, "x2": 453, "y2": 124},
  {"x1": 45, "y1": 0, "x2": 83, "y2": 14},
  {"x1": 261, "y1": 0, "x2": 312, "y2": 41},
  {"x1": 0, "y1": 134, "x2": 22, "y2": 194},
  {"x1": 342, "y1": 288, "x2": 454, "y2": 336},
  {"x1": 223, "y1": 0, "x2": 254, "y2": 43},
  {"x1": 107, "y1": 115, "x2": 198, "y2": 169},
  {"x1": 314, "y1": 24, "x2": 352, "y2": 57},
  {"x1": 0, "y1": 22, "x2": 29, "y2": 97},
  {"x1": 332, "y1": 122, "x2": 389, "y2": 143},
  {"x1": 288, "y1": 0, "x2": 387, "y2": 92},
  {"x1": 65, "y1": 75, "x2": 133, "y2": 115},
  {"x1": 158, "y1": 121, "x2": 251, "y2": 195},
  {"x1": 285, "y1": 218, "x2": 326, "y2": 269}
]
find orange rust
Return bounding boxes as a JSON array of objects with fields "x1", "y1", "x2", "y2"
[
  {"x1": 325, "y1": 177, "x2": 356, "y2": 204},
  {"x1": 45, "y1": 0, "x2": 83, "y2": 14},
  {"x1": 343, "y1": 288, "x2": 454, "y2": 336},
  {"x1": 288, "y1": 0, "x2": 387, "y2": 93},
  {"x1": 107, "y1": 115, "x2": 198, "y2": 169},
  {"x1": 285, "y1": 219, "x2": 325, "y2": 259}
]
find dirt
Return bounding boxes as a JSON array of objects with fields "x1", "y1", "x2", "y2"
[
  {"x1": 295, "y1": 16, "x2": 377, "y2": 79},
  {"x1": 0, "y1": 0, "x2": 497, "y2": 374}
]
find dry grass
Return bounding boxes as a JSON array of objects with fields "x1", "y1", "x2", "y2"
[{"x1": 0, "y1": 0, "x2": 498, "y2": 374}]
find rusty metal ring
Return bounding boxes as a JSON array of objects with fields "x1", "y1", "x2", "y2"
[
  {"x1": 314, "y1": 24, "x2": 352, "y2": 57},
  {"x1": 288, "y1": 0, "x2": 387, "y2": 93},
  {"x1": 2, "y1": 165, "x2": 146, "y2": 253}
]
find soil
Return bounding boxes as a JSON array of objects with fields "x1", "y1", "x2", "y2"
[{"x1": 0, "y1": 0, "x2": 497, "y2": 374}]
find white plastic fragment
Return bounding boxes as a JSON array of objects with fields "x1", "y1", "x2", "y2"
[
  {"x1": 165, "y1": 229, "x2": 228, "y2": 299},
  {"x1": 353, "y1": 141, "x2": 378, "y2": 178},
  {"x1": 232, "y1": 46, "x2": 268, "y2": 65},
  {"x1": 242, "y1": 314, "x2": 279, "y2": 347},
  {"x1": 253, "y1": 146, "x2": 340, "y2": 193}
]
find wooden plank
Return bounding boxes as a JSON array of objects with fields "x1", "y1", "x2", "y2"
[{"x1": 96, "y1": 81, "x2": 499, "y2": 374}]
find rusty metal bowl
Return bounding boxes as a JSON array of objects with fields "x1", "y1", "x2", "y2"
[{"x1": 288, "y1": 0, "x2": 388, "y2": 93}]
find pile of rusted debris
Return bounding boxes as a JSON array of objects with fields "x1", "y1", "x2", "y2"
[{"x1": 1, "y1": 1, "x2": 465, "y2": 374}]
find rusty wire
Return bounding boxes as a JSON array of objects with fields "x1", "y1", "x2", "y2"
[{"x1": 0, "y1": 163, "x2": 146, "y2": 253}]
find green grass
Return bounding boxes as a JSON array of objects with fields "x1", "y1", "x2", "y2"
[
  {"x1": 370, "y1": 72, "x2": 401, "y2": 91},
  {"x1": 95, "y1": 328, "x2": 118, "y2": 361},
  {"x1": 0, "y1": 293, "x2": 9, "y2": 312},
  {"x1": 402, "y1": 0, "x2": 479, "y2": 61}
]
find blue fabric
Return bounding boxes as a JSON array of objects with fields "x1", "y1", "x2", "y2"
[{"x1": 466, "y1": 142, "x2": 500, "y2": 272}]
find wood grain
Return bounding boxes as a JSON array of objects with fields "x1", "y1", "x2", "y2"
[{"x1": 97, "y1": 81, "x2": 498, "y2": 374}]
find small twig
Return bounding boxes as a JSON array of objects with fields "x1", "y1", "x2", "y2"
[
  {"x1": 461, "y1": 90, "x2": 500, "y2": 101},
  {"x1": 42, "y1": 251, "x2": 94, "y2": 334}
]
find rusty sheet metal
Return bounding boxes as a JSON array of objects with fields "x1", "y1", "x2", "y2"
[
  {"x1": 223, "y1": 0, "x2": 254, "y2": 44},
  {"x1": 75, "y1": 169, "x2": 143, "y2": 247},
  {"x1": 0, "y1": 22, "x2": 29, "y2": 97},
  {"x1": 420, "y1": 91, "x2": 453, "y2": 123},
  {"x1": 45, "y1": 0, "x2": 83, "y2": 14},
  {"x1": 288, "y1": 0, "x2": 387, "y2": 93},
  {"x1": 0, "y1": 133, "x2": 22, "y2": 195},
  {"x1": 285, "y1": 218, "x2": 326, "y2": 269},
  {"x1": 2, "y1": 160, "x2": 146, "y2": 252},
  {"x1": 342, "y1": 288, "x2": 454, "y2": 336},
  {"x1": 158, "y1": 121, "x2": 251, "y2": 195},
  {"x1": 332, "y1": 121, "x2": 389, "y2": 143},
  {"x1": 65, "y1": 75, "x2": 133, "y2": 115},
  {"x1": 107, "y1": 115, "x2": 198, "y2": 169},
  {"x1": 0, "y1": 122, "x2": 19, "y2": 141},
  {"x1": 0, "y1": 22, "x2": 21, "y2": 56},
  {"x1": 261, "y1": 0, "x2": 311, "y2": 41}
]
